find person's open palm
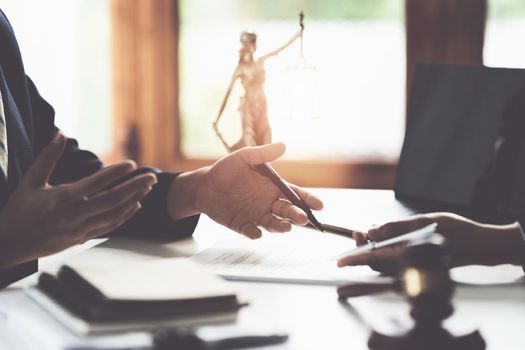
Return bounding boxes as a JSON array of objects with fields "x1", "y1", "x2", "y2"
[
  {"x1": 0, "y1": 132, "x2": 157, "y2": 269},
  {"x1": 196, "y1": 143, "x2": 323, "y2": 238}
]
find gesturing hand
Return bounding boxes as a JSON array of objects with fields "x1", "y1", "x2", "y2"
[
  {"x1": 0, "y1": 132, "x2": 157, "y2": 269},
  {"x1": 337, "y1": 212, "x2": 525, "y2": 272},
  {"x1": 194, "y1": 143, "x2": 323, "y2": 238}
]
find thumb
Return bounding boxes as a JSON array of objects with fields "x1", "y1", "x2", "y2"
[
  {"x1": 237, "y1": 142, "x2": 286, "y2": 165},
  {"x1": 25, "y1": 132, "x2": 66, "y2": 186}
]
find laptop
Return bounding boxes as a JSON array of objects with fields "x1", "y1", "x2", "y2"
[{"x1": 395, "y1": 63, "x2": 525, "y2": 223}]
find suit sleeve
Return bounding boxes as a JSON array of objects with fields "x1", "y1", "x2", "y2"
[{"x1": 27, "y1": 76, "x2": 199, "y2": 240}]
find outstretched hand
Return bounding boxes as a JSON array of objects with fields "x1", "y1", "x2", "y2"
[
  {"x1": 172, "y1": 143, "x2": 323, "y2": 239},
  {"x1": 0, "y1": 132, "x2": 157, "y2": 268},
  {"x1": 337, "y1": 212, "x2": 525, "y2": 272}
]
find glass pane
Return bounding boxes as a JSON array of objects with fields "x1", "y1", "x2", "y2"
[
  {"x1": 0, "y1": 0, "x2": 112, "y2": 156},
  {"x1": 485, "y1": 0, "x2": 525, "y2": 69},
  {"x1": 180, "y1": 0, "x2": 405, "y2": 161}
]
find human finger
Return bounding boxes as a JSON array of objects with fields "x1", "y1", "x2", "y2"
[
  {"x1": 259, "y1": 213, "x2": 292, "y2": 233},
  {"x1": 271, "y1": 199, "x2": 308, "y2": 225},
  {"x1": 337, "y1": 245, "x2": 405, "y2": 268},
  {"x1": 81, "y1": 202, "x2": 142, "y2": 241},
  {"x1": 352, "y1": 231, "x2": 368, "y2": 246},
  {"x1": 70, "y1": 161, "x2": 138, "y2": 198},
  {"x1": 239, "y1": 222, "x2": 263, "y2": 239},
  {"x1": 288, "y1": 184, "x2": 324, "y2": 211},
  {"x1": 337, "y1": 252, "x2": 376, "y2": 267},
  {"x1": 80, "y1": 185, "x2": 148, "y2": 224},
  {"x1": 368, "y1": 215, "x2": 435, "y2": 241},
  {"x1": 80, "y1": 173, "x2": 156, "y2": 215},
  {"x1": 25, "y1": 132, "x2": 66, "y2": 186},
  {"x1": 80, "y1": 193, "x2": 144, "y2": 234},
  {"x1": 237, "y1": 142, "x2": 286, "y2": 165}
]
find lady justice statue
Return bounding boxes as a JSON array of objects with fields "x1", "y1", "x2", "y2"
[{"x1": 213, "y1": 12, "x2": 305, "y2": 152}]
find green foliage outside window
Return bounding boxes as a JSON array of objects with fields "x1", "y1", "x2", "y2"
[
  {"x1": 236, "y1": 0, "x2": 401, "y2": 20},
  {"x1": 490, "y1": 0, "x2": 525, "y2": 18}
]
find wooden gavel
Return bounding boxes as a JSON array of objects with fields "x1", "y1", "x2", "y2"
[{"x1": 338, "y1": 234, "x2": 486, "y2": 350}]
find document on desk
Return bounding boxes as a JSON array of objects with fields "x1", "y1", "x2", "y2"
[{"x1": 191, "y1": 229, "x2": 378, "y2": 286}]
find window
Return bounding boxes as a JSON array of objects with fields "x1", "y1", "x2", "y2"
[
  {"x1": 180, "y1": 0, "x2": 405, "y2": 162},
  {"x1": 0, "y1": 0, "x2": 112, "y2": 157},
  {"x1": 485, "y1": 0, "x2": 525, "y2": 69}
]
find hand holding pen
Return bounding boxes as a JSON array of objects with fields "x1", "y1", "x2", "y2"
[
  {"x1": 256, "y1": 161, "x2": 363, "y2": 238},
  {"x1": 189, "y1": 143, "x2": 323, "y2": 239},
  {"x1": 256, "y1": 162, "x2": 324, "y2": 231}
]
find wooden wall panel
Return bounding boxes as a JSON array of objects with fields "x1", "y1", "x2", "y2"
[
  {"x1": 111, "y1": 0, "x2": 180, "y2": 169},
  {"x1": 110, "y1": 1, "x2": 137, "y2": 162},
  {"x1": 406, "y1": 0, "x2": 487, "y2": 102}
]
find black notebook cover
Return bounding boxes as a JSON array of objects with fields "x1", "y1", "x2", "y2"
[{"x1": 38, "y1": 265, "x2": 243, "y2": 322}]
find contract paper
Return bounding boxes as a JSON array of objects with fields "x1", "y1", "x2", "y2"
[{"x1": 192, "y1": 229, "x2": 378, "y2": 286}]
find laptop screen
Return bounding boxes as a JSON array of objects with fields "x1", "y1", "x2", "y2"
[{"x1": 395, "y1": 63, "x2": 525, "y2": 220}]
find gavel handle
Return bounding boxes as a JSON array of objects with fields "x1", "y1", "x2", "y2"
[{"x1": 337, "y1": 281, "x2": 397, "y2": 299}]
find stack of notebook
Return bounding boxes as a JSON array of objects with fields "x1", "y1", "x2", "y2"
[{"x1": 26, "y1": 258, "x2": 245, "y2": 335}]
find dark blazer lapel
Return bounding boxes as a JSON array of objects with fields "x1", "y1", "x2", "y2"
[{"x1": 0, "y1": 66, "x2": 33, "y2": 199}]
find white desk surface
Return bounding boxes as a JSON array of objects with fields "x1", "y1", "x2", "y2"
[{"x1": 1, "y1": 189, "x2": 525, "y2": 350}]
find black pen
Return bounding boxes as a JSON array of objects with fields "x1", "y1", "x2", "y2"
[
  {"x1": 153, "y1": 329, "x2": 289, "y2": 350},
  {"x1": 209, "y1": 334, "x2": 289, "y2": 349},
  {"x1": 306, "y1": 222, "x2": 356, "y2": 239},
  {"x1": 256, "y1": 163, "x2": 324, "y2": 232},
  {"x1": 70, "y1": 334, "x2": 289, "y2": 350}
]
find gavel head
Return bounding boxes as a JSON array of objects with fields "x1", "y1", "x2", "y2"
[{"x1": 401, "y1": 234, "x2": 454, "y2": 325}]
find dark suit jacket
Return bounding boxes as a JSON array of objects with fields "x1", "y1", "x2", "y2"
[{"x1": 0, "y1": 10, "x2": 198, "y2": 288}]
